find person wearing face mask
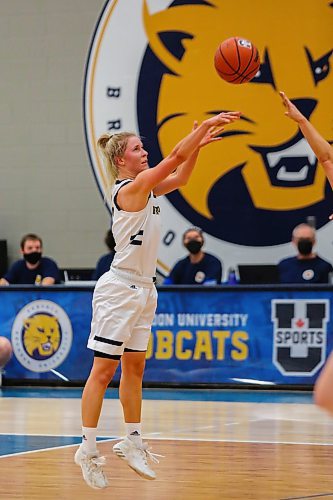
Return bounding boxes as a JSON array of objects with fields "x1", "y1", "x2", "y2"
[
  {"x1": 278, "y1": 223, "x2": 333, "y2": 284},
  {"x1": 164, "y1": 228, "x2": 222, "y2": 285},
  {"x1": 0, "y1": 233, "x2": 60, "y2": 285}
]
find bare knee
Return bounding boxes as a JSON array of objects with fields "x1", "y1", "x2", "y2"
[
  {"x1": 92, "y1": 370, "x2": 114, "y2": 387},
  {"x1": 123, "y1": 363, "x2": 145, "y2": 381},
  {"x1": 121, "y1": 354, "x2": 146, "y2": 381},
  {"x1": 89, "y1": 360, "x2": 118, "y2": 388}
]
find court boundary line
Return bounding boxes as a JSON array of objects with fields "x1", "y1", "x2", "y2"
[
  {"x1": 281, "y1": 493, "x2": 333, "y2": 500},
  {"x1": 0, "y1": 434, "x2": 332, "y2": 459},
  {"x1": 0, "y1": 438, "x2": 118, "y2": 459}
]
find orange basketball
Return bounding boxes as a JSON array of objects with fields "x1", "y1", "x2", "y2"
[
  {"x1": 0, "y1": 336, "x2": 13, "y2": 368},
  {"x1": 214, "y1": 37, "x2": 260, "y2": 84}
]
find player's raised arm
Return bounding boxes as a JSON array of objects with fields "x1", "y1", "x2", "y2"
[
  {"x1": 133, "y1": 111, "x2": 241, "y2": 196},
  {"x1": 154, "y1": 116, "x2": 239, "y2": 196},
  {"x1": 280, "y1": 91, "x2": 333, "y2": 187}
]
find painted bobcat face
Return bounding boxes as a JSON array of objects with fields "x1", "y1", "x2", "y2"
[
  {"x1": 23, "y1": 314, "x2": 61, "y2": 359},
  {"x1": 140, "y1": 0, "x2": 333, "y2": 245}
]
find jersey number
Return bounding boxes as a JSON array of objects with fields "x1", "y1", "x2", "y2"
[{"x1": 130, "y1": 230, "x2": 144, "y2": 246}]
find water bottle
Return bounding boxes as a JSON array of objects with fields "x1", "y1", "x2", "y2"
[
  {"x1": 34, "y1": 274, "x2": 42, "y2": 286},
  {"x1": 227, "y1": 267, "x2": 237, "y2": 285}
]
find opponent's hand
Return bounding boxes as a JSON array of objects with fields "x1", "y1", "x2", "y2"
[{"x1": 279, "y1": 91, "x2": 306, "y2": 123}]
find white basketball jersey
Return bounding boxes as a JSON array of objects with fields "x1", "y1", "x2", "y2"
[{"x1": 110, "y1": 179, "x2": 161, "y2": 279}]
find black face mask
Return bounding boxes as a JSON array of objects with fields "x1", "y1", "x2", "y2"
[
  {"x1": 297, "y1": 238, "x2": 313, "y2": 256},
  {"x1": 185, "y1": 240, "x2": 203, "y2": 255},
  {"x1": 23, "y1": 252, "x2": 42, "y2": 265}
]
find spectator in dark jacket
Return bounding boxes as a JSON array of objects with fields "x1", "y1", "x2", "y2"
[
  {"x1": 0, "y1": 233, "x2": 60, "y2": 285},
  {"x1": 278, "y1": 223, "x2": 332, "y2": 283},
  {"x1": 164, "y1": 228, "x2": 222, "y2": 285}
]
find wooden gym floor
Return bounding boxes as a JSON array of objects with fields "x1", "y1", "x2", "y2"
[{"x1": 1, "y1": 387, "x2": 333, "y2": 499}]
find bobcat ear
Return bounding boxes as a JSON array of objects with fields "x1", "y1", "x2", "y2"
[
  {"x1": 23, "y1": 320, "x2": 30, "y2": 328},
  {"x1": 142, "y1": 0, "x2": 215, "y2": 76}
]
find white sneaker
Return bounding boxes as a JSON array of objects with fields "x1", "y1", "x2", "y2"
[
  {"x1": 113, "y1": 437, "x2": 163, "y2": 480},
  {"x1": 74, "y1": 444, "x2": 109, "y2": 489}
]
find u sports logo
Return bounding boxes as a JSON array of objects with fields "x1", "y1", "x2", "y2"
[
  {"x1": 84, "y1": 0, "x2": 333, "y2": 276},
  {"x1": 11, "y1": 300, "x2": 73, "y2": 373},
  {"x1": 271, "y1": 299, "x2": 329, "y2": 376}
]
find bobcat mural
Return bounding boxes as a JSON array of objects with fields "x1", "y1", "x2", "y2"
[{"x1": 139, "y1": 0, "x2": 333, "y2": 245}]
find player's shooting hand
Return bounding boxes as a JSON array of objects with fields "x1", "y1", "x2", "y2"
[
  {"x1": 198, "y1": 124, "x2": 224, "y2": 148},
  {"x1": 204, "y1": 111, "x2": 241, "y2": 129},
  {"x1": 199, "y1": 112, "x2": 241, "y2": 147}
]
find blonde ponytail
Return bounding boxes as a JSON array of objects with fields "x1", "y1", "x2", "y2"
[{"x1": 97, "y1": 131, "x2": 135, "y2": 201}]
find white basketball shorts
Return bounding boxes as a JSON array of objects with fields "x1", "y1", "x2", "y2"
[{"x1": 87, "y1": 269, "x2": 157, "y2": 357}]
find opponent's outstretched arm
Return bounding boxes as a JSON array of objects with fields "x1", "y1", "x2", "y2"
[{"x1": 280, "y1": 91, "x2": 333, "y2": 187}]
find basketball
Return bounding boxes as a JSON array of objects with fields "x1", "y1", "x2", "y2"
[
  {"x1": 214, "y1": 37, "x2": 260, "y2": 84},
  {"x1": 0, "y1": 336, "x2": 13, "y2": 368}
]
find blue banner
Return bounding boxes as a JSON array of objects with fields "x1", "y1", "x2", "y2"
[
  {"x1": 0, "y1": 287, "x2": 332, "y2": 385},
  {"x1": 0, "y1": 289, "x2": 94, "y2": 382}
]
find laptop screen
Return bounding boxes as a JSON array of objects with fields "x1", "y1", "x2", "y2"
[{"x1": 238, "y1": 264, "x2": 279, "y2": 284}]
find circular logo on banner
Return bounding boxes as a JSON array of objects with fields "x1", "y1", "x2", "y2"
[
  {"x1": 83, "y1": 0, "x2": 333, "y2": 276},
  {"x1": 11, "y1": 300, "x2": 73, "y2": 373}
]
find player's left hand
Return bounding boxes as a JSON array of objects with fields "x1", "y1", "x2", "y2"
[
  {"x1": 197, "y1": 122, "x2": 225, "y2": 148},
  {"x1": 196, "y1": 112, "x2": 240, "y2": 148}
]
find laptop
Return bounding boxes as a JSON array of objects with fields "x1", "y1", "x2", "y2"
[
  {"x1": 238, "y1": 264, "x2": 279, "y2": 284},
  {"x1": 61, "y1": 268, "x2": 96, "y2": 286}
]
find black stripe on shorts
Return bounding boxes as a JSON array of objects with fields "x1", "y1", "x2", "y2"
[
  {"x1": 124, "y1": 348, "x2": 146, "y2": 353},
  {"x1": 93, "y1": 335, "x2": 123, "y2": 346},
  {"x1": 94, "y1": 350, "x2": 121, "y2": 360}
]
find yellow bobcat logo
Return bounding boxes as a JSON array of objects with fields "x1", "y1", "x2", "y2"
[
  {"x1": 23, "y1": 314, "x2": 61, "y2": 358},
  {"x1": 141, "y1": 0, "x2": 333, "y2": 245}
]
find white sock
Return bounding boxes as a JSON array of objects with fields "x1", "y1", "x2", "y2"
[
  {"x1": 126, "y1": 423, "x2": 142, "y2": 447},
  {"x1": 81, "y1": 426, "x2": 98, "y2": 455}
]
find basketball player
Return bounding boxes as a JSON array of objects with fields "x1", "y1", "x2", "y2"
[
  {"x1": 74, "y1": 110, "x2": 241, "y2": 489},
  {"x1": 280, "y1": 91, "x2": 333, "y2": 414}
]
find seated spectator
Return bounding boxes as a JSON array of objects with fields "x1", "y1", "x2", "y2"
[
  {"x1": 164, "y1": 228, "x2": 222, "y2": 285},
  {"x1": 278, "y1": 223, "x2": 333, "y2": 283},
  {"x1": 92, "y1": 229, "x2": 116, "y2": 280},
  {"x1": 0, "y1": 233, "x2": 60, "y2": 285}
]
